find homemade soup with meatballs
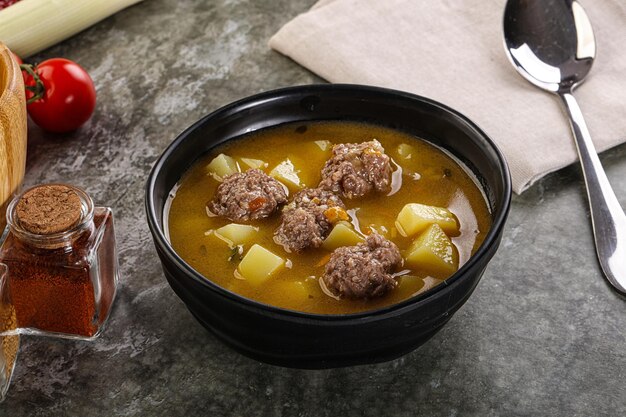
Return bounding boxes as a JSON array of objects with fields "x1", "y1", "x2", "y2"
[{"x1": 167, "y1": 121, "x2": 492, "y2": 314}]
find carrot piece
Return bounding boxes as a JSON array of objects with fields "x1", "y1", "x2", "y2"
[
  {"x1": 248, "y1": 197, "x2": 267, "y2": 212},
  {"x1": 323, "y1": 206, "x2": 349, "y2": 223}
]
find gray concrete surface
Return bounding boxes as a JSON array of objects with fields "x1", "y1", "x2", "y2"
[{"x1": 2, "y1": 0, "x2": 625, "y2": 415}]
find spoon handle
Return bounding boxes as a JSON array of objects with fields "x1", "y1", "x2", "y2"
[{"x1": 559, "y1": 92, "x2": 626, "y2": 295}]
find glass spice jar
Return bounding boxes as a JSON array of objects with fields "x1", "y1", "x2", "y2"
[
  {"x1": 0, "y1": 183, "x2": 119, "y2": 339},
  {"x1": 0, "y1": 263, "x2": 19, "y2": 402}
]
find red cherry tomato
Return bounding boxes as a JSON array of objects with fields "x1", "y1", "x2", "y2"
[
  {"x1": 23, "y1": 58, "x2": 96, "y2": 133},
  {"x1": 0, "y1": 0, "x2": 21, "y2": 10}
]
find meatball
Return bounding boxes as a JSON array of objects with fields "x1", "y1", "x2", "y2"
[
  {"x1": 207, "y1": 169, "x2": 287, "y2": 221},
  {"x1": 319, "y1": 140, "x2": 392, "y2": 199},
  {"x1": 275, "y1": 208, "x2": 322, "y2": 252},
  {"x1": 274, "y1": 188, "x2": 345, "y2": 252},
  {"x1": 322, "y1": 234, "x2": 402, "y2": 299}
]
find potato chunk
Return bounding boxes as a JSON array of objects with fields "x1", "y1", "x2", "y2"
[
  {"x1": 395, "y1": 275, "x2": 422, "y2": 295},
  {"x1": 322, "y1": 221, "x2": 365, "y2": 251},
  {"x1": 404, "y1": 224, "x2": 458, "y2": 276},
  {"x1": 395, "y1": 203, "x2": 459, "y2": 237},
  {"x1": 206, "y1": 154, "x2": 239, "y2": 180},
  {"x1": 237, "y1": 244, "x2": 285, "y2": 285},
  {"x1": 269, "y1": 159, "x2": 303, "y2": 191},
  {"x1": 214, "y1": 224, "x2": 258, "y2": 246},
  {"x1": 273, "y1": 279, "x2": 316, "y2": 301},
  {"x1": 239, "y1": 157, "x2": 268, "y2": 171}
]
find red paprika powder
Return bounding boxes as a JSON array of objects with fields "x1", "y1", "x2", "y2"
[{"x1": 0, "y1": 184, "x2": 118, "y2": 339}]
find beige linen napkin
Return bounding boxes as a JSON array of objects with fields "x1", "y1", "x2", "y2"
[{"x1": 270, "y1": 0, "x2": 626, "y2": 194}]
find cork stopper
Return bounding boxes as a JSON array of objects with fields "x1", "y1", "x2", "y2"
[{"x1": 15, "y1": 185, "x2": 82, "y2": 235}]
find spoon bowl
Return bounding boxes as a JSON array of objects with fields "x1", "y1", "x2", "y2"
[
  {"x1": 504, "y1": 0, "x2": 595, "y2": 92},
  {"x1": 504, "y1": 0, "x2": 626, "y2": 295}
]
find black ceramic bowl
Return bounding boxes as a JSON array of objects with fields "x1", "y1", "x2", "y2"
[{"x1": 146, "y1": 84, "x2": 511, "y2": 369}]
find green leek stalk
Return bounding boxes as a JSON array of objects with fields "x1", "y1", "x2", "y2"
[{"x1": 0, "y1": 0, "x2": 144, "y2": 57}]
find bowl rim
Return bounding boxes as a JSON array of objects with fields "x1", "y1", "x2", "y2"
[
  {"x1": 145, "y1": 83, "x2": 512, "y2": 321},
  {"x1": 0, "y1": 43, "x2": 19, "y2": 111}
]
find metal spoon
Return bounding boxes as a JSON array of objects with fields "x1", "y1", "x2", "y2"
[{"x1": 503, "y1": 0, "x2": 626, "y2": 295}]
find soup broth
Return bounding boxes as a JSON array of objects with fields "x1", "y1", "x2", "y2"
[{"x1": 167, "y1": 121, "x2": 491, "y2": 314}]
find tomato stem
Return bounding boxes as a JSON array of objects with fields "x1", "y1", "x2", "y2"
[{"x1": 20, "y1": 63, "x2": 45, "y2": 104}]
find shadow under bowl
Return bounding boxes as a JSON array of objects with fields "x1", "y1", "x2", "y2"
[{"x1": 145, "y1": 84, "x2": 511, "y2": 369}]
